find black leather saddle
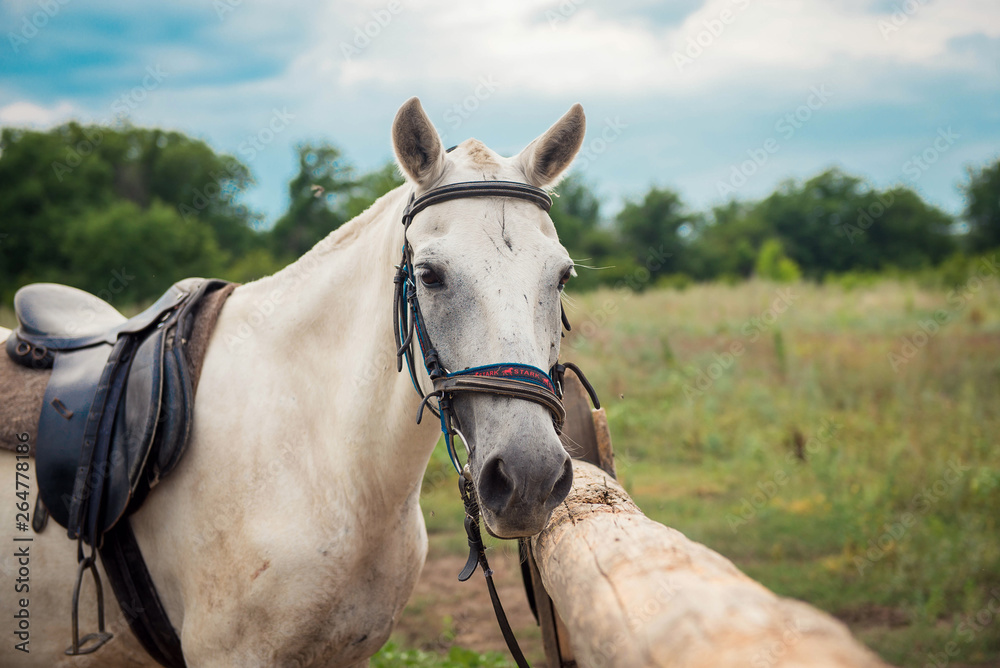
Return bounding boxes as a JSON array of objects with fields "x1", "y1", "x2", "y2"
[
  {"x1": 5, "y1": 278, "x2": 232, "y2": 666},
  {"x1": 7, "y1": 278, "x2": 225, "y2": 545}
]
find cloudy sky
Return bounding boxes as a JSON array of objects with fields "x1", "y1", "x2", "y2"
[{"x1": 1, "y1": 0, "x2": 998, "y2": 224}]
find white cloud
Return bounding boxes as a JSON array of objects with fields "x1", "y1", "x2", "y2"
[
  {"x1": 286, "y1": 0, "x2": 1000, "y2": 98},
  {"x1": 0, "y1": 100, "x2": 78, "y2": 126}
]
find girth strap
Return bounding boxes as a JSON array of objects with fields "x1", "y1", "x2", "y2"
[{"x1": 99, "y1": 520, "x2": 185, "y2": 668}]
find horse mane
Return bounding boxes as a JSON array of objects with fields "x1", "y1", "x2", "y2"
[{"x1": 247, "y1": 185, "x2": 408, "y2": 291}]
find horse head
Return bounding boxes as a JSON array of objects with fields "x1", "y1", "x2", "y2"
[{"x1": 392, "y1": 97, "x2": 586, "y2": 538}]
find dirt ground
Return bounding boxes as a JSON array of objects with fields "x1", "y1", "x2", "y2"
[{"x1": 393, "y1": 546, "x2": 546, "y2": 664}]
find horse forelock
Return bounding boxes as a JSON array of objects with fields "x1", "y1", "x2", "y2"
[{"x1": 444, "y1": 139, "x2": 517, "y2": 183}]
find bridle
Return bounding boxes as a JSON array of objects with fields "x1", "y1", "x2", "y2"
[
  {"x1": 391, "y1": 178, "x2": 600, "y2": 668},
  {"x1": 393, "y1": 179, "x2": 599, "y2": 472}
]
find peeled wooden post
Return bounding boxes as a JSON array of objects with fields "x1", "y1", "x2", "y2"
[
  {"x1": 528, "y1": 375, "x2": 889, "y2": 667},
  {"x1": 528, "y1": 460, "x2": 890, "y2": 668}
]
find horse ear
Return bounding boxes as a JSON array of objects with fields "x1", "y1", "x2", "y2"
[
  {"x1": 392, "y1": 97, "x2": 446, "y2": 188},
  {"x1": 517, "y1": 104, "x2": 586, "y2": 189}
]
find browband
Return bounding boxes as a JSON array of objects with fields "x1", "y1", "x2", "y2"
[{"x1": 402, "y1": 181, "x2": 553, "y2": 229}]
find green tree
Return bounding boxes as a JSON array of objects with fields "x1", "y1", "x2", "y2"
[
  {"x1": 0, "y1": 123, "x2": 260, "y2": 302},
  {"x1": 550, "y1": 173, "x2": 601, "y2": 251},
  {"x1": 269, "y1": 143, "x2": 355, "y2": 260},
  {"x1": 848, "y1": 186, "x2": 955, "y2": 270},
  {"x1": 712, "y1": 169, "x2": 955, "y2": 279},
  {"x1": 686, "y1": 200, "x2": 770, "y2": 280},
  {"x1": 61, "y1": 200, "x2": 225, "y2": 304},
  {"x1": 340, "y1": 161, "x2": 405, "y2": 221},
  {"x1": 615, "y1": 186, "x2": 696, "y2": 280},
  {"x1": 962, "y1": 158, "x2": 1000, "y2": 252},
  {"x1": 751, "y1": 170, "x2": 863, "y2": 277},
  {"x1": 549, "y1": 174, "x2": 623, "y2": 289},
  {"x1": 148, "y1": 129, "x2": 257, "y2": 256}
]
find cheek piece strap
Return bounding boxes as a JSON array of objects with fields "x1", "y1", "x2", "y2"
[
  {"x1": 392, "y1": 180, "x2": 600, "y2": 473},
  {"x1": 391, "y1": 179, "x2": 601, "y2": 668}
]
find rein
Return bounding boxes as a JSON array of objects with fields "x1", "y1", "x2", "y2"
[{"x1": 392, "y1": 179, "x2": 600, "y2": 668}]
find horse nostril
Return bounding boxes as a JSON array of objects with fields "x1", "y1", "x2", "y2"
[
  {"x1": 477, "y1": 457, "x2": 514, "y2": 512},
  {"x1": 546, "y1": 455, "x2": 574, "y2": 510}
]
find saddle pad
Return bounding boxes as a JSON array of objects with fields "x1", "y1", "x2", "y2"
[{"x1": 0, "y1": 352, "x2": 49, "y2": 455}]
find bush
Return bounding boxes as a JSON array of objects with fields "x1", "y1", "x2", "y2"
[
  {"x1": 754, "y1": 239, "x2": 802, "y2": 283},
  {"x1": 654, "y1": 273, "x2": 693, "y2": 291},
  {"x1": 59, "y1": 200, "x2": 224, "y2": 304}
]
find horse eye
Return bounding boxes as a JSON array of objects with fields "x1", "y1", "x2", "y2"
[
  {"x1": 419, "y1": 268, "x2": 443, "y2": 288},
  {"x1": 558, "y1": 269, "x2": 572, "y2": 291}
]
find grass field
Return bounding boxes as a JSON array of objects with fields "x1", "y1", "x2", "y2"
[
  {"x1": 396, "y1": 276, "x2": 1000, "y2": 667},
  {"x1": 5, "y1": 275, "x2": 998, "y2": 667}
]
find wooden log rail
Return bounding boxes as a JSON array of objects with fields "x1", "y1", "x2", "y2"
[{"x1": 528, "y1": 377, "x2": 889, "y2": 667}]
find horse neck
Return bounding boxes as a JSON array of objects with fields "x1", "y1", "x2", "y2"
[{"x1": 231, "y1": 186, "x2": 440, "y2": 505}]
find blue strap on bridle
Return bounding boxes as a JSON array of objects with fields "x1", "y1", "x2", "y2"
[
  {"x1": 396, "y1": 260, "x2": 424, "y2": 398},
  {"x1": 392, "y1": 181, "x2": 596, "y2": 475},
  {"x1": 398, "y1": 251, "x2": 560, "y2": 473},
  {"x1": 435, "y1": 363, "x2": 558, "y2": 473}
]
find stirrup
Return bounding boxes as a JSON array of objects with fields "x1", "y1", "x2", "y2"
[{"x1": 65, "y1": 549, "x2": 113, "y2": 655}]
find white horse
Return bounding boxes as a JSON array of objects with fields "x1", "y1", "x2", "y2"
[{"x1": 0, "y1": 97, "x2": 586, "y2": 667}]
